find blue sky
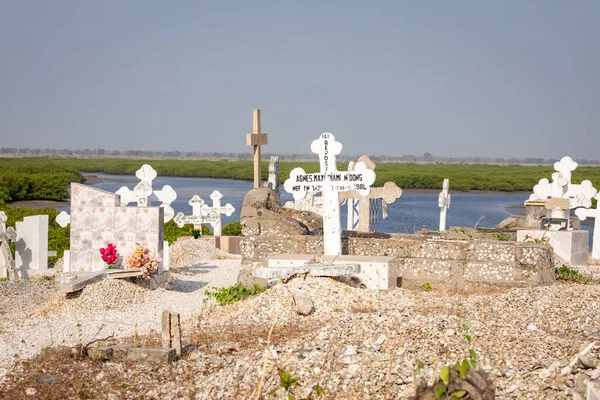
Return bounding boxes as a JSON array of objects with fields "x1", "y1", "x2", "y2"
[{"x1": 1, "y1": 1, "x2": 599, "y2": 159}]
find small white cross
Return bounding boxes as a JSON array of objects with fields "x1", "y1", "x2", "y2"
[
  {"x1": 115, "y1": 164, "x2": 177, "y2": 222},
  {"x1": 200, "y1": 191, "x2": 236, "y2": 236},
  {"x1": 173, "y1": 194, "x2": 223, "y2": 231},
  {"x1": 438, "y1": 179, "x2": 451, "y2": 231}
]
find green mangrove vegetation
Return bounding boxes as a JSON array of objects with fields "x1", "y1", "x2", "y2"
[{"x1": 2, "y1": 157, "x2": 600, "y2": 200}]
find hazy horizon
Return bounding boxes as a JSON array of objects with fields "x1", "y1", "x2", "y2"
[{"x1": 1, "y1": 1, "x2": 599, "y2": 160}]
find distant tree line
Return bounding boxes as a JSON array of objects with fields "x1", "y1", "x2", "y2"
[{"x1": 2, "y1": 147, "x2": 599, "y2": 165}]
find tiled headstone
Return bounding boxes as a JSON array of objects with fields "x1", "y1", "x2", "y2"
[
  {"x1": 438, "y1": 179, "x2": 451, "y2": 231},
  {"x1": 284, "y1": 133, "x2": 376, "y2": 255},
  {"x1": 15, "y1": 215, "x2": 48, "y2": 270},
  {"x1": 69, "y1": 183, "x2": 164, "y2": 273},
  {"x1": 575, "y1": 193, "x2": 600, "y2": 259},
  {"x1": 115, "y1": 164, "x2": 177, "y2": 222}
]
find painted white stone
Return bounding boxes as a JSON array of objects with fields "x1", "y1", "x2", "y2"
[
  {"x1": 62, "y1": 250, "x2": 71, "y2": 273},
  {"x1": 283, "y1": 192, "x2": 324, "y2": 216},
  {"x1": 173, "y1": 194, "x2": 221, "y2": 230},
  {"x1": 115, "y1": 164, "x2": 177, "y2": 222},
  {"x1": 56, "y1": 211, "x2": 71, "y2": 228},
  {"x1": 575, "y1": 193, "x2": 600, "y2": 259},
  {"x1": 266, "y1": 155, "x2": 280, "y2": 196},
  {"x1": 15, "y1": 215, "x2": 49, "y2": 270},
  {"x1": 0, "y1": 211, "x2": 17, "y2": 278},
  {"x1": 162, "y1": 240, "x2": 170, "y2": 270},
  {"x1": 283, "y1": 133, "x2": 376, "y2": 255},
  {"x1": 438, "y1": 179, "x2": 451, "y2": 231},
  {"x1": 200, "y1": 190, "x2": 235, "y2": 237}
]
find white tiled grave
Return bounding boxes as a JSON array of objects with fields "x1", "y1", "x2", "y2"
[
  {"x1": 516, "y1": 229, "x2": 589, "y2": 266},
  {"x1": 266, "y1": 254, "x2": 398, "y2": 291}
]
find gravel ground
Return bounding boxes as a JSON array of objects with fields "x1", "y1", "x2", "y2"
[{"x1": 0, "y1": 239, "x2": 240, "y2": 377}]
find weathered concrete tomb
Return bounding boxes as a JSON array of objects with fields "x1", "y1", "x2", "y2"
[{"x1": 238, "y1": 188, "x2": 555, "y2": 290}]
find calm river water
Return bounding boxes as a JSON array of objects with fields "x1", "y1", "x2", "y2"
[{"x1": 77, "y1": 173, "x2": 594, "y2": 248}]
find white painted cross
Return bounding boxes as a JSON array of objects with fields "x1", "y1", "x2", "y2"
[
  {"x1": 575, "y1": 193, "x2": 600, "y2": 259},
  {"x1": 438, "y1": 178, "x2": 451, "y2": 231},
  {"x1": 528, "y1": 156, "x2": 597, "y2": 229},
  {"x1": 338, "y1": 156, "x2": 402, "y2": 232},
  {"x1": 200, "y1": 190, "x2": 236, "y2": 236},
  {"x1": 115, "y1": 164, "x2": 177, "y2": 222},
  {"x1": 173, "y1": 195, "x2": 221, "y2": 231},
  {"x1": 284, "y1": 133, "x2": 376, "y2": 255},
  {"x1": 246, "y1": 109, "x2": 268, "y2": 188}
]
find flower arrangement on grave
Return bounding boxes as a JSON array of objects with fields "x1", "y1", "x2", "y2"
[
  {"x1": 189, "y1": 227, "x2": 201, "y2": 239},
  {"x1": 125, "y1": 243, "x2": 161, "y2": 278},
  {"x1": 99, "y1": 243, "x2": 118, "y2": 269}
]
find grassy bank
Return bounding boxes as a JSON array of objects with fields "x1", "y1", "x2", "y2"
[{"x1": 2, "y1": 157, "x2": 600, "y2": 195}]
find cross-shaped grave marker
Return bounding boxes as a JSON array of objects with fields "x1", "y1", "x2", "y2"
[
  {"x1": 0, "y1": 211, "x2": 17, "y2": 279},
  {"x1": 338, "y1": 156, "x2": 402, "y2": 233},
  {"x1": 284, "y1": 133, "x2": 376, "y2": 255},
  {"x1": 200, "y1": 190, "x2": 235, "y2": 236},
  {"x1": 246, "y1": 109, "x2": 268, "y2": 188},
  {"x1": 265, "y1": 155, "x2": 280, "y2": 196},
  {"x1": 528, "y1": 156, "x2": 597, "y2": 229},
  {"x1": 173, "y1": 195, "x2": 221, "y2": 232},
  {"x1": 575, "y1": 193, "x2": 600, "y2": 259},
  {"x1": 438, "y1": 179, "x2": 451, "y2": 231},
  {"x1": 115, "y1": 164, "x2": 177, "y2": 222}
]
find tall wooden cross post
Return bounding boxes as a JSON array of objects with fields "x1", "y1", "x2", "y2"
[{"x1": 246, "y1": 109, "x2": 268, "y2": 188}]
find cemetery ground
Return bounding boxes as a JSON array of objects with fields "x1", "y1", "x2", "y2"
[{"x1": 0, "y1": 243, "x2": 599, "y2": 399}]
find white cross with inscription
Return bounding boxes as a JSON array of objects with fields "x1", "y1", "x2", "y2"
[
  {"x1": 284, "y1": 133, "x2": 376, "y2": 255},
  {"x1": 200, "y1": 191, "x2": 236, "y2": 236},
  {"x1": 115, "y1": 164, "x2": 177, "y2": 222},
  {"x1": 438, "y1": 179, "x2": 451, "y2": 231},
  {"x1": 338, "y1": 156, "x2": 402, "y2": 232},
  {"x1": 246, "y1": 109, "x2": 269, "y2": 188},
  {"x1": 575, "y1": 193, "x2": 600, "y2": 259},
  {"x1": 173, "y1": 195, "x2": 221, "y2": 230}
]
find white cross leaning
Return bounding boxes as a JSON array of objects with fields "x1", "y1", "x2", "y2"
[
  {"x1": 575, "y1": 193, "x2": 600, "y2": 260},
  {"x1": 283, "y1": 133, "x2": 376, "y2": 255},
  {"x1": 200, "y1": 191, "x2": 236, "y2": 236},
  {"x1": 115, "y1": 164, "x2": 177, "y2": 222},
  {"x1": 438, "y1": 178, "x2": 451, "y2": 231},
  {"x1": 173, "y1": 195, "x2": 221, "y2": 232}
]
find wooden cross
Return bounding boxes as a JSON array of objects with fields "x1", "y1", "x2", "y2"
[
  {"x1": 338, "y1": 156, "x2": 403, "y2": 233},
  {"x1": 246, "y1": 109, "x2": 268, "y2": 188}
]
